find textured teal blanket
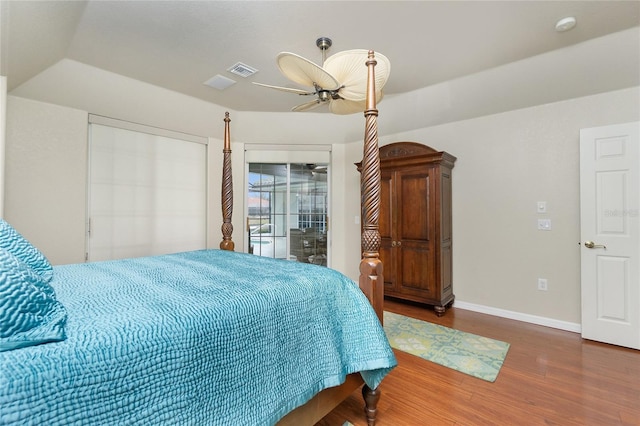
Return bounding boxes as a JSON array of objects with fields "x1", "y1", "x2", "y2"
[{"x1": 0, "y1": 249, "x2": 396, "y2": 425}]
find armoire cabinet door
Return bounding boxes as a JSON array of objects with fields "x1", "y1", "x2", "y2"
[
  {"x1": 379, "y1": 170, "x2": 395, "y2": 293},
  {"x1": 396, "y1": 168, "x2": 436, "y2": 300}
]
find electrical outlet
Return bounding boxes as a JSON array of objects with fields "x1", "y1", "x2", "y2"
[
  {"x1": 537, "y1": 219, "x2": 551, "y2": 231},
  {"x1": 538, "y1": 278, "x2": 548, "y2": 291}
]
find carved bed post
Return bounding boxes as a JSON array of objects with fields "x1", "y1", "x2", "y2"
[
  {"x1": 359, "y1": 50, "x2": 383, "y2": 426},
  {"x1": 359, "y1": 51, "x2": 384, "y2": 323},
  {"x1": 220, "y1": 112, "x2": 235, "y2": 251}
]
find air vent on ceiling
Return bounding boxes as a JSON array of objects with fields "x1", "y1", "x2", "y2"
[
  {"x1": 204, "y1": 74, "x2": 237, "y2": 90},
  {"x1": 227, "y1": 62, "x2": 258, "y2": 78}
]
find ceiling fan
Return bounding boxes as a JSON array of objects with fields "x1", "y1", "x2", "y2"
[{"x1": 253, "y1": 37, "x2": 391, "y2": 114}]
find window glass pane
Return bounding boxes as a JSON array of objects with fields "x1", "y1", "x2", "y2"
[
  {"x1": 248, "y1": 162, "x2": 328, "y2": 266},
  {"x1": 248, "y1": 163, "x2": 286, "y2": 259}
]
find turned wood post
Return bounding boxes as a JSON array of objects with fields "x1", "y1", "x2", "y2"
[
  {"x1": 363, "y1": 385, "x2": 381, "y2": 426},
  {"x1": 220, "y1": 112, "x2": 235, "y2": 251},
  {"x1": 359, "y1": 51, "x2": 384, "y2": 325}
]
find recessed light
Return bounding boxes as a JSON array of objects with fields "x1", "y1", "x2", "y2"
[{"x1": 555, "y1": 16, "x2": 577, "y2": 32}]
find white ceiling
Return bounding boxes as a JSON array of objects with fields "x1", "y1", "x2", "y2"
[{"x1": 1, "y1": 0, "x2": 639, "y2": 115}]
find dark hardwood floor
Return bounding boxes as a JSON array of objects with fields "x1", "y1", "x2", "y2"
[{"x1": 317, "y1": 299, "x2": 640, "y2": 426}]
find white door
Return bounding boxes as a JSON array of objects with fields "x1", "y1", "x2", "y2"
[{"x1": 580, "y1": 122, "x2": 639, "y2": 349}]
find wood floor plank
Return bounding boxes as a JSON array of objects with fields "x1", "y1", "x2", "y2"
[{"x1": 316, "y1": 299, "x2": 640, "y2": 426}]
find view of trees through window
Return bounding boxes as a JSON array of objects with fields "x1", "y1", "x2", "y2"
[{"x1": 247, "y1": 163, "x2": 328, "y2": 266}]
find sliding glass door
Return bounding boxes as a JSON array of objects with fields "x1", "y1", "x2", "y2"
[{"x1": 247, "y1": 162, "x2": 328, "y2": 266}]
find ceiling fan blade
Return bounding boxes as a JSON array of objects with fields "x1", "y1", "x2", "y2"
[
  {"x1": 252, "y1": 82, "x2": 315, "y2": 95},
  {"x1": 324, "y1": 49, "x2": 391, "y2": 102},
  {"x1": 277, "y1": 52, "x2": 340, "y2": 90},
  {"x1": 292, "y1": 99, "x2": 324, "y2": 112},
  {"x1": 328, "y1": 98, "x2": 367, "y2": 115},
  {"x1": 327, "y1": 90, "x2": 385, "y2": 115}
]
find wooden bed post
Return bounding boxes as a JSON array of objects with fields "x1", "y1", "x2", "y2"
[
  {"x1": 359, "y1": 51, "x2": 384, "y2": 324},
  {"x1": 220, "y1": 112, "x2": 235, "y2": 251},
  {"x1": 359, "y1": 50, "x2": 383, "y2": 426}
]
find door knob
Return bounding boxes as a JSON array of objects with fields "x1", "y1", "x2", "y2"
[
  {"x1": 391, "y1": 241, "x2": 396, "y2": 247},
  {"x1": 584, "y1": 241, "x2": 606, "y2": 249}
]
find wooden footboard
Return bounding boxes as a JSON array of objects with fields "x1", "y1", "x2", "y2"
[{"x1": 277, "y1": 374, "x2": 364, "y2": 425}]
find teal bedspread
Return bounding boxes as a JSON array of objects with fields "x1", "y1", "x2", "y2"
[{"x1": 0, "y1": 249, "x2": 396, "y2": 425}]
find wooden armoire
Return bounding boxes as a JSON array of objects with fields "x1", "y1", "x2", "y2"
[{"x1": 377, "y1": 142, "x2": 456, "y2": 316}]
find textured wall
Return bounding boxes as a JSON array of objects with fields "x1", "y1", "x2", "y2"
[{"x1": 339, "y1": 87, "x2": 639, "y2": 325}]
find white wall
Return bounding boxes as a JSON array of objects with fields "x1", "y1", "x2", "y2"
[
  {"x1": 5, "y1": 95, "x2": 240, "y2": 264},
  {"x1": 3, "y1": 26, "x2": 637, "y2": 326},
  {"x1": 0, "y1": 76, "x2": 6, "y2": 217},
  {"x1": 6, "y1": 86, "x2": 638, "y2": 326},
  {"x1": 3, "y1": 89, "x2": 352, "y2": 273},
  {"x1": 5, "y1": 86, "x2": 639, "y2": 328},
  {"x1": 5, "y1": 60, "x2": 350, "y2": 263},
  {"x1": 340, "y1": 87, "x2": 640, "y2": 325}
]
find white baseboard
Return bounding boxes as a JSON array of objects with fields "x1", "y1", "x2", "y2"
[{"x1": 453, "y1": 300, "x2": 582, "y2": 334}]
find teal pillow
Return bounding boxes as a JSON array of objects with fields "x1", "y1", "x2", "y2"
[
  {"x1": 0, "y1": 219, "x2": 53, "y2": 282},
  {"x1": 0, "y1": 247, "x2": 67, "y2": 352}
]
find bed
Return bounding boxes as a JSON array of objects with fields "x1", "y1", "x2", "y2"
[{"x1": 0, "y1": 51, "x2": 391, "y2": 425}]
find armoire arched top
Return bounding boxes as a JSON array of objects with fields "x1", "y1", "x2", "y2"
[{"x1": 379, "y1": 141, "x2": 457, "y2": 169}]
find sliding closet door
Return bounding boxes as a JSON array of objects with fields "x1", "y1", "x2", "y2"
[{"x1": 88, "y1": 116, "x2": 207, "y2": 261}]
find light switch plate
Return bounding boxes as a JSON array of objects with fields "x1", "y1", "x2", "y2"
[
  {"x1": 538, "y1": 278, "x2": 548, "y2": 291},
  {"x1": 537, "y1": 201, "x2": 547, "y2": 213}
]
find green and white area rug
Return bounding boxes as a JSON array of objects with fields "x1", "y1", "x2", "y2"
[{"x1": 383, "y1": 311, "x2": 510, "y2": 382}]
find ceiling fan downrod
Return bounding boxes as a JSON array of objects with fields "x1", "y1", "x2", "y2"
[{"x1": 316, "y1": 37, "x2": 332, "y2": 64}]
